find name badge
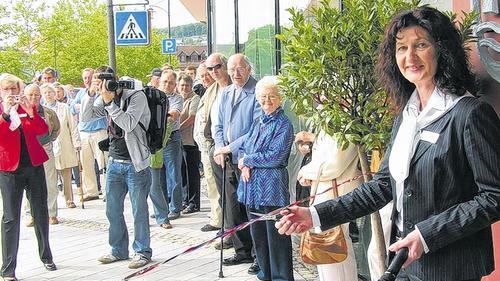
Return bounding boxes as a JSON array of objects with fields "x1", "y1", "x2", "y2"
[
  {"x1": 18, "y1": 113, "x2": 28, "y2": 118},
  {"x1": 420, "y1": 130, "x2": 439, "y2": 144}
]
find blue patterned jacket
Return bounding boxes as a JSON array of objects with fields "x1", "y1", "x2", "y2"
[{"x1": 237, "y1": 107, "x2": 294, "y2": 208}]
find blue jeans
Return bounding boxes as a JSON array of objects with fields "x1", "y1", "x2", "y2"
[
  {"x1": 163, "y1": 130, "x2": 183, "y2": 213},
  {"x1": 149, "y1": 166, "x2": 170, "y2": 225},
  {"x1": 105, "y1": 159, "x2": 152, "y2": 259}
]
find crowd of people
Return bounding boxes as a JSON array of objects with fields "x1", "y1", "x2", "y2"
[{"x1": 0, "y1": 6, "x2": 499, "y2": 281}]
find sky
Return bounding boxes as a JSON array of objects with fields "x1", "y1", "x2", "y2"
[{"x1": 26, "y1": 0, "x2": 198, "y2": 29}]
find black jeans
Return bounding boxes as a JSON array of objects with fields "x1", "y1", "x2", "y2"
[
  {"x1": 0, "y1": 166, "x2": 53, "y2": 277},
  {"x1": 181, "y1": 145, "x2": 201, "y2": 209}
]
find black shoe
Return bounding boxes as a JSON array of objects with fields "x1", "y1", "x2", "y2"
[
  {"x1": 44, "y1": 262, "x2": 57, "y2": 271},
  {"x1": 214, "y1": 237, "x2": 233, "y2": 250},
  {"x1": 150, "y1": 214, "x2": 156, "y2": 219},
  {"x1": 200, "y1": 224, "x2": 221, "y2": 232},
  {"x1": 247, "y1": 260, "x2": 260, "y2": 275},
  {"x1": 222, "y1": 254, "x2": 253, "y2": 266},
  {"x1": 181, "y1": 205, "x2": 199, "y2": 214}
]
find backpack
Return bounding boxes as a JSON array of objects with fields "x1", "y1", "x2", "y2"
[{"x1": 130, "y1": 86, "x2": 169, "y2": 154}]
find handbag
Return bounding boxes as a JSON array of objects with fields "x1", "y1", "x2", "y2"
[{"x1": 300, "y1": 164, "x2": 348, "y2": 265}]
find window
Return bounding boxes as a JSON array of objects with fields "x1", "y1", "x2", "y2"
[{"x1": 213, "y1": 0, "x2": 235, "y2": 56}]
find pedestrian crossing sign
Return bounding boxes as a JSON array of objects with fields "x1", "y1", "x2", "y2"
[{"x1": 115, "y1": 10, "x2": 150, "y2": 46}]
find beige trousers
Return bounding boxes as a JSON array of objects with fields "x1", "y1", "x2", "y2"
[
  {"x1": 59, "y1": 168, "x2": 74, "y2": 204},
  {"x1": 79, "y1": 130, "x2": 108, "y2": 197},
  {"x1": 201, "y1": 149, "x2": 221, "y2": 227}
]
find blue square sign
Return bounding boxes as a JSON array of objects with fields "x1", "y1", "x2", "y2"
[
  {"x1": 162, "y1": 39, "x2": 177, "y2": 54},
  {"x1": 115, "y1": 10, "x2": 150, "y2": 46}
]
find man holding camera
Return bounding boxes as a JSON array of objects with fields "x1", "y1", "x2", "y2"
[{"x1": 91, "y1": 66, "x2": 153, "y2": 269}]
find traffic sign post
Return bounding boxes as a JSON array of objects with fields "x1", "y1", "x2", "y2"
[
  {"x1": 162, "y1": 38, "x2": 177, "y2": 54},
  {"x1": 115, "y1": 10, "x2": 150, "y2": 46}
]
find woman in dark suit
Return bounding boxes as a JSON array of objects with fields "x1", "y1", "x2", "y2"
[
  {"x1": 276, "y1": 7, "x2": 500, "y2": 281},
  {"x1": 0, "y1": 74, "x2": 57, "y2": 281}
]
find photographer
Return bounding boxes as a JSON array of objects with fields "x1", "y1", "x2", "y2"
[
  {"x1": 91, "y1": 66, "x2": 153, "y2": 269},
  {"x1": 0, "y1": 74, "x2": 57, "y2": 281}
]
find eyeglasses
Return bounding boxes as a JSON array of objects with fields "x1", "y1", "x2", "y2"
[
  {"x1": 206, "y1": 64, "x2": 223, "y2": 71},
  {"x1": 228, "y1": 67, "x2": 249, "y2": 75},
  {"x1": 258, "y1": 95, "x2": 279, "y2": 101}
]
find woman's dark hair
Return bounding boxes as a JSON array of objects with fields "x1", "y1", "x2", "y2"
[{"x1": 376, "y1": 6, "x2": 476, "y2": 113}]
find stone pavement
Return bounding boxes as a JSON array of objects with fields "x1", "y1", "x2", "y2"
[{"x1": 1, "y1": 179, "x2": 318, "y2": 281}]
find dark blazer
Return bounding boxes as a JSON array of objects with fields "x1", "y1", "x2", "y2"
[{"x1": 315, "y1": 97, "x2": 500, "y2": 280}]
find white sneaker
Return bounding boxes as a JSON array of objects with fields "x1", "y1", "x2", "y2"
[
  {"x1": 128, "y1": 253, "x2": 151, "y2": 269},
  {"x1": 97, "y1": 253, "x2": 127, "y2": 264}
]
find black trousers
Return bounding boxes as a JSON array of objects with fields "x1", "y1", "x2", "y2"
[
  {"x1": 209, "y1": 146, "x2": 253, "y2": 257},
  {"x1": 396, "y1": 269, "x2": 481, "y2": 281},
  {"x1": 0, "y1": 165, "x2": 53, "y2": 277},
  {"x1": 248, "y1": 206, "x2": 294, "y2": 281},
  {"x1": 181, "y1": 145, "x2": 201, "y2": 209}
]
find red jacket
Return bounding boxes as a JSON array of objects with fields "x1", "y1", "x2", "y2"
[{"x1": 0, "y1": 105, "x2": 49, "y2": 171}]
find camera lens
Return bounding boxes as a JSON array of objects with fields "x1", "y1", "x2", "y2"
[{"x1": 104, "y1": 80, "x2": 118, "y2": 91}]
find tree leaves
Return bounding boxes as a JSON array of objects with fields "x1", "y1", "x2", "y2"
[
  {"x1": 278, "y1": 0, "x2": 418, "y2": 151},
  {"x1": 0, "y1": 0, "x2": 179, "y2": 85}
]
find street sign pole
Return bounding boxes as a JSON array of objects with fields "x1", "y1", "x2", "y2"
[
  {"x1": 107, "y1": 0, "x2": 116, "y2": 71},
  {"x1": 168, "y1": 0, "x2": 171, "y2": 65}
]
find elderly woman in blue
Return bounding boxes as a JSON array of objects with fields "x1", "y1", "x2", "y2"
[{"x1": 237, "y1": 76, "x2": 294, "y2": 281}]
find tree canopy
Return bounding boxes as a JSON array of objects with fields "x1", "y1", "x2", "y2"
[
  {"x1": 278, "y1": 0, "x2": 419, "y2": 151},
  {"x1": 0, "y1": 0, "x2": 179, "y2": 85}
]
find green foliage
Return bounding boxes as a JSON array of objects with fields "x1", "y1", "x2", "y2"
[
  {"x1": 278, "y1": 0, "x2": 418, "y2": 151},
  {"x1": 0, "y1": 0, "x2": 48, "y2": 80},
  {"x1": 443, "y1": 10, "x2": 479, "y2": 49},
  {"x1": 244, "y1": 24, "x2": 275, "y2": 79},
  {"x1": 0, "y1": 0, "x2": 179, "y2": 85}
]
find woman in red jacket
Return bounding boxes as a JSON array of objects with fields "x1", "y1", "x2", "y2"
[{"x1": 0, "y1": 74, "x2": 57, "y2": 281}]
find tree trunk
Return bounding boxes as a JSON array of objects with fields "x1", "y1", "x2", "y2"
[{"x1": 357, "y1": 145, "x2": 386, "y2": 274}]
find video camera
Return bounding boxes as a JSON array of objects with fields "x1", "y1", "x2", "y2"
[{"x1": 97, "y1": 73, "x2": 135, "y2": 92}]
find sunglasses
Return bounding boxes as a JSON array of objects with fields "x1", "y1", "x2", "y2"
[{"x1": 206, "y1": 63, "x2": 223, "y2": 71}]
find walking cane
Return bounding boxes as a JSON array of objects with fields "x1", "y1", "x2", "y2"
[
  {"x1": 218, "y1": 155, "x2": 228, "y2": 278},
  {"x1": 76, "y1": 150, "x2": 85, "y2": 209}
]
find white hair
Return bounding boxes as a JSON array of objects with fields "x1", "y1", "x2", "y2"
[{"x1": 255, "y1": 75, "x2": 282, "y2": 99}]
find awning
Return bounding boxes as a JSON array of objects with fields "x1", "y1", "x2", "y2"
[{"x1": 179, "y1": 0, "x2": 206, "y2": 22}]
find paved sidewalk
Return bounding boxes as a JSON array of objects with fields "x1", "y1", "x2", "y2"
[{"x1": 1, "y1": 179, "x2": 318, "y2": 281}]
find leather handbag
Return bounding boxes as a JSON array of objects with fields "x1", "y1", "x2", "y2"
[{"x1": 300, "y1": 164, "x2": 348, "y2": 265}]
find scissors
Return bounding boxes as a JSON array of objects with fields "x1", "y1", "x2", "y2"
[{"x1": 250, "y1": 207, "x2": 290, "y2": 221}]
